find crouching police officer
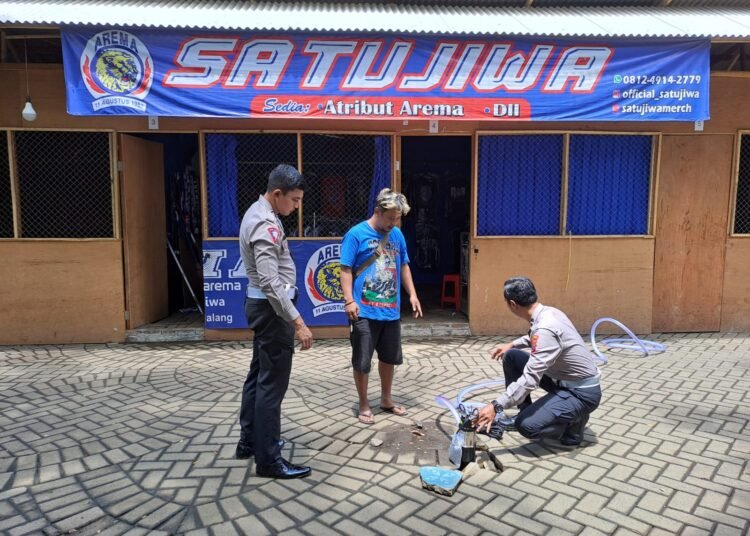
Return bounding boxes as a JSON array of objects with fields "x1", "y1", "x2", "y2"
[
  {"x1": 235, "y1": 164, "x2": 313, "y2": 479},
  {"x1": 475, "y1": 277, "x2": 601, "y2": 447}
]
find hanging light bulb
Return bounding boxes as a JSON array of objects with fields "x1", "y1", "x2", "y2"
[
  {"x1": 21, "y1": 39, "x2": 37, "y2": 122},
  {"x1": 22, "y1": 97, "x2": 37, "y2": 122}
]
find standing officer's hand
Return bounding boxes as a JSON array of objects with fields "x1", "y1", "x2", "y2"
[
  {"x1": 474, "y1": 403, "x2": 497, "y2": 434},
  {"x1": 490, "y1": 342, "x2": 513, "y2": 361},
  {"x1": 293, "y1": 317, "x2": 313, "y2": 350},
  {"x1": 410, "y1": 295, "x2": 423, "y2": 318},
  {"x1": 345, "y1": 301, "x2": 359, "y2": 322}
]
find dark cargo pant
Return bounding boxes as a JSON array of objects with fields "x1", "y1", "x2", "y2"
[
  {"x1": 239, "y1": 298, "x2": 294, "y2": 466},
  {"x1": 503, "y1": 349, "x2": 601, "y2": 442}
]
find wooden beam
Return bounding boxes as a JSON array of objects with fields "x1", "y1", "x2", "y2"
[
  {"x1": 297, "y1": 132, "x2": 303, "y2": 238},
  {"x1": 3, "y1": 34, "x2": 60, "y2": 40},
  {"x1": 198, "y1": 132, "x2": 209, "y2": 240},
  {"x1": 727, "y1": 52, "x2": 741, "y2": 71},
  {"x1": 8, "y1": 132, "x2": 21, "y2": 238},
  {"x1": 560, "y1": 134, "x2": 570, "y2": 235}
]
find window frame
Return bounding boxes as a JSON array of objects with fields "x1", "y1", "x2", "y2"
[
  {"x1": 729, "y1": 131, "x2": 750, "y2": 237},
  {"x1": 200, "y1": 130, "x2": 396, "y2": 241},
  {"x1": 0, "y1": 128, "x2": 118, "y2": 241},
  {"x1": 473, "y1": 130, "x2": 661, "y2": 240}
]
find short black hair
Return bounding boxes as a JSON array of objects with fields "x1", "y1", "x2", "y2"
[
  {"x1": 266, "y1": 164, "x2": 305, "y2": 193},
  {"x1": 503, "y1": 277, "x2": 538, "y2": 307}
]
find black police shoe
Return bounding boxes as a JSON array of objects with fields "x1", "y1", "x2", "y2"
[
  {"x1": 560, "y1": 414, "x2": 590, "y2": 446},
  {"x1": 235, "y1": 441, "x2": 254, "y2": 460},
  {"x1": 235, "y1": 439, "x2": 286, "y2": 460},
  {"x1": 256, "y1": 458, "x2": 311, "y2": 479}
]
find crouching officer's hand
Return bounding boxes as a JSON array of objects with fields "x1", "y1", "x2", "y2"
[
  {"x1": 293, "y1": 316, "x2": 313, "y2": 350},
  {"x1": 474, "y1": 403, "x2": 497, "y2": 434},
  {"x1": 490, "y1": 342, "x2": 513, "y2": 361}
]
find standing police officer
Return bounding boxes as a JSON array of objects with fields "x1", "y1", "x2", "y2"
[
  {"x1": 475, "y1": 277, "x2": 601, "y2": 447},
  {"x1": 235, "y1": 164, "x2": 313, "y2": 479}
]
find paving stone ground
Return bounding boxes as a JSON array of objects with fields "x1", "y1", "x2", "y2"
[{"x1": 0, "y1": 333, "x2": 748, "y2": 535}]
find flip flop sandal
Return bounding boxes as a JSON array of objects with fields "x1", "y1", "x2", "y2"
[
  {"x1": 380, "y1": 405, "x2": 408, "y2": 416},
  {"x1": 358, "y1": 412, "x2": 375, "y2": 425}
]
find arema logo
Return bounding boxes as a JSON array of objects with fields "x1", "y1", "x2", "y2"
[
  {"x1": 80, "y1": 30, "x2": 153, "y2": 112},
  {"x1": 304, "y1": 245, "x2": 345, "y2": 318}
]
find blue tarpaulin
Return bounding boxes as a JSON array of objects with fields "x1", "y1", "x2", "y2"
[{"x1": 62, "y1": 28, "x2": 710, "y2": 121}]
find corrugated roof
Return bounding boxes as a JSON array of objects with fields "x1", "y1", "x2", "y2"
[{"x1": 1, "y1": 1, "x2": 750, "y2": 38}]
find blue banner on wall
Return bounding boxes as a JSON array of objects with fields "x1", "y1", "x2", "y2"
[
  {"x1": 203, "y1": 240, "x2": 347, "y2": 329},
  {"x1": 61, "y1": 28, "x2": 709, "y2": 121}
]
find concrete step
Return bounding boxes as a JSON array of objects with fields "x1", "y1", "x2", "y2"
[
  {"x1": 401, "y1": 321, "x2": 471, "y2": 338},
  {"x1": 125, "y1": 327, "x2": 204, "y2": 343},
  {"x1": 126, "y1": 321, "x2": 471, "y2": 342}
]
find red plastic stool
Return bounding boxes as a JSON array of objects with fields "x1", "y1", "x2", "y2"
[{"x1": 440, "y1": 274, "x2": 461, "y2": 311}]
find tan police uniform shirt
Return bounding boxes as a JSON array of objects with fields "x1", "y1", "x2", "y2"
[
  {"x1": 239, "y1": 195, "x2": 299, "y2": 323},
  {"x1": 495, "y1": 303, "x2": 599, "y2": 410}
]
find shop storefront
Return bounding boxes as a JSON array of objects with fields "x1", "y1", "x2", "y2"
[{"x1": 1, "y1": 2, "x2": 749, "y2": 344}]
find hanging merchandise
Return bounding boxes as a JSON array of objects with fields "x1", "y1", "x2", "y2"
[
  {"x1": 167, "y1": 154, "x2": 204, "y2": 311},
  {"x1": 407, "y1": 174, "x2": 441, "y2": 273}
]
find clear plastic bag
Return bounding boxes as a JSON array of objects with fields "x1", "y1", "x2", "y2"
[{"x1": 448, "y1": 430, "x2": 464, "y2": 468}]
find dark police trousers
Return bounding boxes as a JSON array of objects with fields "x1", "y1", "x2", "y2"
[
  {"x1": 504, "y1": 349, "x2": 601, "y2": 441},
  {"x1": 240, "y1": 298, "x2": 295, "y2": 466}
]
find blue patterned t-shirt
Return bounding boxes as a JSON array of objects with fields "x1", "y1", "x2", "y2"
[{"x1": 340, "y1": 221, "x2": 409, "y2": 321}]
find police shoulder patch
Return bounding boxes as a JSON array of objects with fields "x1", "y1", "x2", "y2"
[{"x1": 266, "y1": 226, "x2": 281, "y2": 244}]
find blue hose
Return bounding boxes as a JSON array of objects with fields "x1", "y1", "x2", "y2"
[{"x1": 590, "y1": 317, "x2": 667, "y2": 365}]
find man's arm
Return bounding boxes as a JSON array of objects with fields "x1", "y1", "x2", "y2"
[
  {"x1": 491, "y1": 332, "x2": 531, "y2": 361},
  {"x1": 292, "y1": 315, "x2": 313, "y2": 350},
  {"x1": 253, "y1": 234, "x2": 312, "y2": 349},
  {"x1": 339, "y1": 230, "x2": 360, "y2": 322},
  {"x1": 495, "y1": 328, "x2": 562, "y2": 410},
  {"x1": 340, "y1": 266, "x2": 359, "y2": 322},
  {"x1": 400, "y1": 264, "x2": 422, "y2": 318},
  {"x1": 512, "y1": 334, "x2": 532, "y2": 348},
  {"x1": 476, "y1": 329, "x2": 561, "y2": 432},
  {"x1": 254, "y1": 242, "x2": 299, "y2": 322},
  {"x1": 490, "y1": 342, "x2": 514, "y2": 361}
]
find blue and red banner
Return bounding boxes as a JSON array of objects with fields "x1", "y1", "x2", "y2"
[
  {"x1": 203, "y1": 240, "x2": 347, "y2": 329},
  {"x1": 61, "y1": 28, "x2": 709, "y2": 121}
]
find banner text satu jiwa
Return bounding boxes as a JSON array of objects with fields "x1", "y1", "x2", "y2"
[{"x1": 63, "y1": 29, "x2": 710, "y2": 122}]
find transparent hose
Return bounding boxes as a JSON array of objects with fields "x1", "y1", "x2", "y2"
[
  {"x1": 435, "y1": 379, "x2": 507, "y2": 426},
  {"x1": 456, "y1": 380, "x2": 506, "y2": 407},
  {"x1": 435, "y1": 395, "x2": 462, "y2": 425},
  {"x1": 590, "y1": 317, "x2": 667, "y2": 365}
]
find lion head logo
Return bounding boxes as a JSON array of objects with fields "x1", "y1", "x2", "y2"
[
  {"x1": 305, "y1": 245, "x2": 345, "y2": 317},
  {"x1": 314, "y1": 261, "x2": 342, "y2": 302},
  {"x1": 95, "y1": 50, "x2": 140, "y2": 93},
  {"x1": 80, "y1": 30, "x2": 153, "y2": 110}
]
